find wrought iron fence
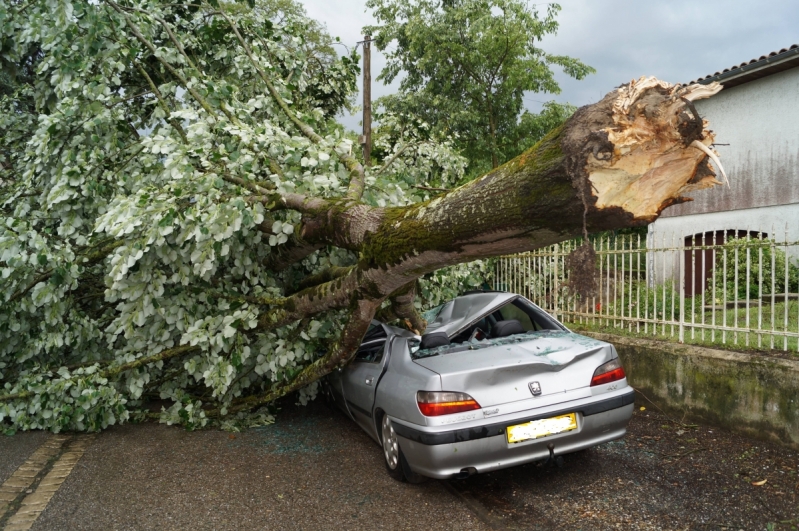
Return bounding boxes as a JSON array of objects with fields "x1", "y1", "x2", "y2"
[{"x1": 494, "y1": 227, "x2": 799, "y2": 352}]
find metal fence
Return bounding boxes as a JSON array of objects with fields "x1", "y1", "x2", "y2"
[{"x1": 494, "y1": 227, "x2": 799, "y2": 352}]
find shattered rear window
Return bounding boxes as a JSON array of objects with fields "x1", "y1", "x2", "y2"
[
  {"x1": 412, "y1": 330, "x2": 571, "y2": 360},
  {"x1": 411, "y1": 296, "x2": 566, "y2": 359}
]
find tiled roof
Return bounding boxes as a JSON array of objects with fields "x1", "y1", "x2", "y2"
[{"x1": 688, "y1": 44, "x2": 799, "y2": 86}]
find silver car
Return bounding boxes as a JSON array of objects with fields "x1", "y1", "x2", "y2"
[{"x1": 324, "y1": 291, "x2": 634, "y2": 482}]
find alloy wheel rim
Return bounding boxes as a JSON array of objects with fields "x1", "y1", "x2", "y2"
[{"x1": 382, "y1": 415, "x2": 399, "y2": 470}]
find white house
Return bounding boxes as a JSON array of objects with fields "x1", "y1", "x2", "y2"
[{"x1": 648, "y1": 44, "x2": 799, "y2": 293}]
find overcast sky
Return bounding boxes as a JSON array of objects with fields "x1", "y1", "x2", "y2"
[{"x1": 300, "y1": 0, "x2": 799, "y2": 132}]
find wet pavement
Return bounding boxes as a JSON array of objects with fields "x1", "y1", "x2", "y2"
[
  {"x1": 448, "y1": 405, "x2": 799, "y2": 530},
  {"x1": 4, "y1": 402, "x2": 485, "y2": 531},
  {"x1": 1, "y1": 398, "x2": 797, "y2": 530},
  {"x1": 0, "y1": 432, "x2": 50, "y2": 485}
]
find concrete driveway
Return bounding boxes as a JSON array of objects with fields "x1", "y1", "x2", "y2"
[{"x1": 1, "y1": 399, "x2": 798, "y2": 530}]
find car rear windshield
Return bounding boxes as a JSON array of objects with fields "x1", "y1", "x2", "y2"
[{"x1": 412, "y1": 297, "x2": 564, "y2": 359}]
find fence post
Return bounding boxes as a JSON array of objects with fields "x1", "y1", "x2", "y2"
[
  {"x1": 679, "y1": 235, "x2": 685, "y2": 343},
  {"x1": 785, "y1": 223, "x2": 790, "y2": 351},
  {"x1": 553, "y1": 243, "x2": 560, "y2": 321}
]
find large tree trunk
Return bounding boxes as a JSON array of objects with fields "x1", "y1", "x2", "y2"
[{"x1": 236, "y1": 77, "x2": 725, "y2": 410}]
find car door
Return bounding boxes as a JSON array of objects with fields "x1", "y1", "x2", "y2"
[{"x1": 342, "y1": 324, "x2": 389, "y2": 437}]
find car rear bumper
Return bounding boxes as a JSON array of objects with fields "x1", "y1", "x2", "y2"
[{"x1": 392, "y1": 389, "x2": 635, "y2": 479}]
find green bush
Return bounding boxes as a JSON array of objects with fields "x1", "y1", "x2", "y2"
[{"x1": 706, "y1": 238, "x2": 799, "y2": 303}]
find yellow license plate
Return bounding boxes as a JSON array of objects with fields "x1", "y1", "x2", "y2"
[{"x1": 506, "y1": 413, "x2": 577, "y2": 444}]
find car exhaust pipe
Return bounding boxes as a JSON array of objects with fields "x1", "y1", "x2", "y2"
[{"x1": 453, "y1": 467, "x2": 477, "y2": 480}]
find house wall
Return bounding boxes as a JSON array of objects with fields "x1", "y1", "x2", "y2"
[
  {"x1": 648, "y1": 66, "x2": 799, "y2": 284},
  {"x1": 659, "y1": 66, "x2": 799, "y2": 217}
]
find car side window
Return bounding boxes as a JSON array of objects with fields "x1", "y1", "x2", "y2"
[
  {"x1": 354, "y1": 341, "x2": 386, "y2": 363},
  {"x1": 355, "y1": 324, "x2": 388, "y2": 363},
  {"x1": 498, "y1": 303, "x2": 536, "y2": 330},
  {"x1": 509, "y1": 298, "x2": 561, "y2": 330}
]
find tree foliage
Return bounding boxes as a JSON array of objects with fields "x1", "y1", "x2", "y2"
[
  {"x1": 0, "y1": 0, "x2": 720, "y2": 435},
  {"x1": 365, "y1": 0, "x2": 592, "y2": 173},
  {"x1": 0, "y1": 0, "x2": 473, "y2": 433}
]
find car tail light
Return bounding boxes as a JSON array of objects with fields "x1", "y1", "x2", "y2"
[
  {"x1": 590, "y1": 358, "x2": 626, "y2": 386},
  {"x1": 416, "y1": 391, "x2": 481, "y2": 416}
]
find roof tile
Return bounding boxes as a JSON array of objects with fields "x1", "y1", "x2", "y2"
[{"x1": 688, "y1": 44, "x2": 799, "y2": 84}]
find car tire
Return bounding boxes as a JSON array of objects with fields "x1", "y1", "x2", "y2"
[{"x1": 380, "y1": 414, "x2": 427, "y2": 484}]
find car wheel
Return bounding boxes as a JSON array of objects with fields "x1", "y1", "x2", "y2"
[{"x1": 380, "y1": 414, "x2": 427, "y2": 484}]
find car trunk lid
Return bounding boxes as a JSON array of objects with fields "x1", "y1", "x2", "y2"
[{"x1": 413, "y1": 332, "x2": 613, "y2": 408}]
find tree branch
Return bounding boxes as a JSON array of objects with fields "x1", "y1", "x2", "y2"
[
  {"x1": 375, "y1": 141, "x2": 420, "y2": 176},
  {"x1": 378, "y1": 281, "x2": 426, "y2": 334},
  {"x1": 220, "y1": 174, "x2": 273, "y2": 195},
  {"x1": 291, "y1": 265, "x2": 353, "y2": 294},
  {"x1": 134, "y1": 60, "x2": 188, "y2": 143},
  {"x1": 126, "y1": 6, "x2": 199, "y2": 71},
  {"x1": 106, "y1": 1, "x2": 218, "y2": 118},
  {"x1": 210, "y1": 298, "x2": 380, "y2": 416},
  {"x1": 7, "y1": 240, "x2": 123, "y2": 304},
  {"x1": 215, "y1": 9, "x2": 367, "y2": 200},
  {"x1": 255, "y1": 270, "x2": 359, "y2": 332},
  {"x1": 414, "y1": 185, "x2": 449, "y2": 192},
  {"x1": 261, "y1": 236, "x2": 323, "y2": 273},
  {"x1": 0, "y1": 345, "x2": 198, "y2": 403}
]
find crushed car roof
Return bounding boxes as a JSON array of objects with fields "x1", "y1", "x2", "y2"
[{"x1": 423, "y1": 291, "x2": 517, "y2": 337}]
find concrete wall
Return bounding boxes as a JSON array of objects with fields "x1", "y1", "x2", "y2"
[
  {"x1": 660, "y1": 67, "x2": 799, "y2": 218},
  {"x1": 581, "y1": 332, "x2": 799, "y2": 450}
]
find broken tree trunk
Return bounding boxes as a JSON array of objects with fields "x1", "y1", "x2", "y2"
[{"x1": 237, "y1": 77, "x2": 725, "y2": 410}]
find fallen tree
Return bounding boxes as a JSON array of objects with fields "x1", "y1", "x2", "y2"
[{"x1": 0, "y1": 0, "x2": 724, "y2": 432}]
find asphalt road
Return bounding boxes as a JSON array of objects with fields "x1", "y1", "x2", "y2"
[
  {"x1": 2, "y1": 402, "x2": 485, "y2": 531},
  {"x1": 1, "y1": 399, "x2": 797, "y2": 530},
  {"x1": 0, "y1": 432, "x2": 49, "y2": 486},
  {"x1": 447, "y1": 406, "x2": 799, "y2": 530}
]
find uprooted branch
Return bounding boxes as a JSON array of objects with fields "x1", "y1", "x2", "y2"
[
  {"x1": 2, "y1": 65, "x2": 726, "y2": 426},
  {"x1": 208, "y1": 298, "x2": 381, "y2": 416}
]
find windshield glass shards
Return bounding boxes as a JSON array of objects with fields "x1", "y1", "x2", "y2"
[
  {"x1": 411, "y1": 296, "x2": 566, "y2": 360},
  {"x1": 412, "y1": 330, "x2": 570, "y2": 360}
]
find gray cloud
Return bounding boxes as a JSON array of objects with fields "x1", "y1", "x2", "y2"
[{"x1": 301, "y1": 0, "x2": 799, "y2": 130}]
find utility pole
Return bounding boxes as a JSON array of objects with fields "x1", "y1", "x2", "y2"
[{"x1": 362, "y1": 35, "x2": 372, "y2": 166}]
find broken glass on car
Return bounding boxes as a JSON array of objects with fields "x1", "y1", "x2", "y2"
[{"x1": 412, "y1": 296, "x2": 565, "y2": 360}]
